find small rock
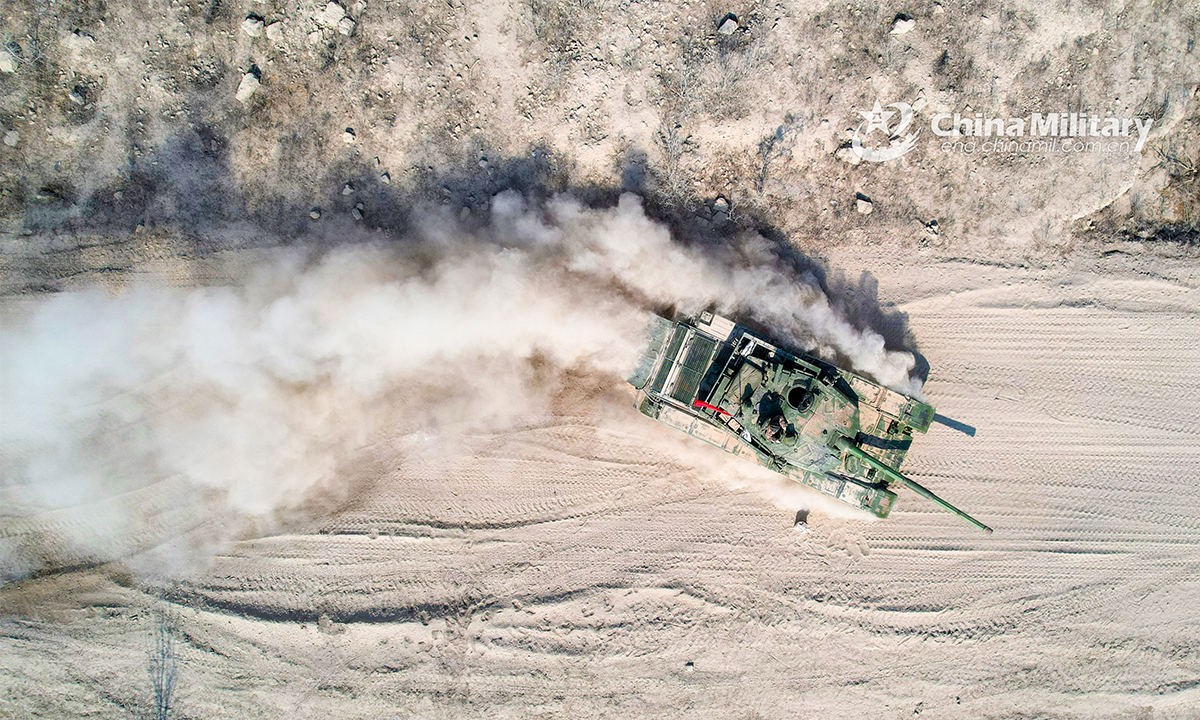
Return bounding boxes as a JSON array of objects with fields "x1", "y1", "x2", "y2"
[
  {"x1": 65, "y1": 31, "x2": 95, "y2": 52},
  {"x1": 372, "y1": 156, "x2": 381, "y2": 167},
  {"x1": 890, "y1": 16, "x2": 916, "y2": 34},
  {"x1": 924, "y1": 219, "x2": 939, "y2": 237},
  {"x1": 478, "y1": 156, "x2": 488, "y2": 168},
  {"x1": 242, "y1": 15, "x2": 265, "y2": 37},
  {"x1": 343, "y1": 127, "x2": 356, "y2": 143},
  {"x1": 307, "y1": 30, "x2": 323, "y2": 45},
  {"x1": 684, "y1": 661, "x2": 695, "y2": 673},
  {"x1": 352, "y1": 202, "x2": 364, "y2": 220},
  {"x1": 380, "y1": 171, "x2": 390, "y2": 184},
  {"x1": 342, "y1": 183, "x2": 354, "y2": 196},
  {"x1": 319, "y1": 2, "x2": 345, "y2": 27},
  {"x1": 309, "y1": 207, "x2": 321, "y2": 220},
  {"x1": 712, "y1": 196, "x2": 729, "y2": 212},
  {"x1": 718, "y1": 15, "x2": 738, "y2": 35},
  {"x1": 0, "y1": 49, "x2": 17, "y2": 73},
  {"x1": 834, "y1": 144, "x2": 862, "y2": 165},
  {"x1": 317, "y1": 614, "x2": 344, "y2": 635},
  {"x1": 856, "y1": 196, "x2": 874, "y2": 214},
  {"x1": 235, "y1": 73, "x2": 259, "y2": 103},
  {"x1": 266, "y1": 22, "x2": 283, "y2": 41},
  {"x1": 338, "y1": 16, "x2": 356, "y2": 36},
  {"x1": 3, "y1": 130, "x2": 18, "y2": 147},
  {"x1": 68, "y1": 90, "x2": 85, "y2": 105}
]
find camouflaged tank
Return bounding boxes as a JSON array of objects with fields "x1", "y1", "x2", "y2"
[{"x1": 629, "y1": 312, "x2": 991, "y2": 533}]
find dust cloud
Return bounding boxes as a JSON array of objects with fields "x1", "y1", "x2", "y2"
[{"x1": 0, "y1": 193, "x2": 920, "y2": 579}]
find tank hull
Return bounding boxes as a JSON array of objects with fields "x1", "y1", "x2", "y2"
[{"x1": 628, "y1": 312, "x2": 938, "y2": 520}]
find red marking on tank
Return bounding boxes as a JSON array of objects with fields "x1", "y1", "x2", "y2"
[{"x1": 693, "y1": 400, "x2": 731, "y2": 416}]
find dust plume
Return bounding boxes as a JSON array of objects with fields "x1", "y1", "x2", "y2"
[{"x1": 0, "y1": 193, "x2": 921, "y2": 579}]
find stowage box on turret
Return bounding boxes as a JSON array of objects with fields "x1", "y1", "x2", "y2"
[{"x1": 628, "y1": 312, "x2": 991, "y2": 533}]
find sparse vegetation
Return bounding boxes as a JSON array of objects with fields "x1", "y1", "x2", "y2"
[
  {"x1": 754, "y1": 116, "x2": 801, "y2": 195},
  {"x1": 147, "y1": 607, "x2": 179, "y2": 720},
  {"x1": 522, "y1": 0, "x2": 599, "y2": 57}
]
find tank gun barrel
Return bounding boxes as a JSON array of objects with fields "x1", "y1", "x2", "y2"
[{"x1": 834, "y1": 436, "x2": 993, "y2": 534}]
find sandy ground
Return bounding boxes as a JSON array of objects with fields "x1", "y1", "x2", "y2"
[
  {"x1": 3, "y1": 0, "x2": 1200, "y2": 718},
  {"x1": 3, "y1": 244, "x2": 1200, "y2": 719}
]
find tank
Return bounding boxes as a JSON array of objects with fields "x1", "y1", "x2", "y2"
[{"x1": 628, "y1": 312, "x2": 992, "y2": 533}]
